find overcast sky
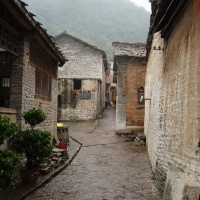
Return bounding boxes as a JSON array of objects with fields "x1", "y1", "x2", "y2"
[{"x1": 130, "y1": 0, "x2": 151, "y2": 12}]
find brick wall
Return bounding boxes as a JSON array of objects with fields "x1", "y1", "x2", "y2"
[
  {"x1": 115, "y1": 57, "x2": 145, "y2": 130},
  {"x1": 145, "y1": 0, "x2": 200, "y2": 194},
  {"x1": 126, "y1": 59, "x2": 145, "y2": 126},
  {"x1": 145, "y1": 32, "x2": 165, "y2": 190}
]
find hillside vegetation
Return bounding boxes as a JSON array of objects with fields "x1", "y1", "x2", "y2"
[{"x1": 24, "y1": 0, "x2": 150, "y2": 58}]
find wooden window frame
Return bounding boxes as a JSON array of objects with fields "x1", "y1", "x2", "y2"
[
  {"x1": 30, "y1": 41, "x2": 57, "y2": 101},
  {"x1": 35, "y1": 69, "x2": 51, "y2": 100}
]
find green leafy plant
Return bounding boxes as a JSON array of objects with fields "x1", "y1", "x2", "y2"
[
  {"x1": 11, "y1": 108, "x2": 52, "y2": 170},
  {"x1": 0, "y1": 116, "x2": 19, "y2": 145},
  {"x1": 22, "y1": 108, "x2": 47, "y2": 128},
  {"x1": 12, "y1": 129, "x2": 52, "y2": 169},
  {"x1": 0, "y1": 150, "x2": 21, "y2": 191},
  {"x1": 0, "y1": 116, "x2": 21, "y2": 191}
]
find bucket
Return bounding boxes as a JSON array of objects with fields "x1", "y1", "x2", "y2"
[{"x1": 59, "y1": 143, "x2": 67, "y2": 149}]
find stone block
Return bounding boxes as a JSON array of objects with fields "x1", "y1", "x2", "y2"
[{"x1": 162, "y1": 166, "x2": 200, "y2": 200}]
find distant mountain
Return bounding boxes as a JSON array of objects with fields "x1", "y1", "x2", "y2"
[{"x1": 24, "y1": 0, "x2": 150, "y2": 59}]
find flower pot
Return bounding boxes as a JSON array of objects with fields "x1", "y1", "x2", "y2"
[{"x1": 20, "y1": 168, "x2": 39, "y2": 183}]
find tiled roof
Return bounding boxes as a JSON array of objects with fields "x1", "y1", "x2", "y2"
[
  {"x1": 54, "y1": 31, "x2": 108, "y2": 69},
  {"x1": 112, "y1": 42, "x2": 146, "y2": 57},
  {"x1": 2, "y1": 0, "x2": 65, "y2": 65}
]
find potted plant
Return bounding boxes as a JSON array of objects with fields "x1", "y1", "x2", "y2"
[
  {"x1": 11, "y1": 108, "x2": 52, "y2": 183},
  {"x1": 0, "y1": 116, "x2": 21, "y2": 191}
]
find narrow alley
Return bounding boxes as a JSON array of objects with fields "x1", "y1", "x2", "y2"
[{"x1": 25, "y1": 107, "x2": 161, "y2": 200}]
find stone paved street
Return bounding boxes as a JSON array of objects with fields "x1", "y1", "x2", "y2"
[{"x1": 25, "y1": 107, "x2": 161, "y2": 200}]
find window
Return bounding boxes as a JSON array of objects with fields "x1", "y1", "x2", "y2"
[
  {"x1": 35, "y1": 70, "x2": 51, "y2": 100},
  {"x1": 30, "y1": 41, "x2": 56, "y2": 100},
  {"x1": 0, "y1": 52, "x2": 12, "y2": 72},
  {"x1": 2, "y1": 77, "x2": 10, "y2": 87},
  {"x1": 57, "y1": 95, "x2": 61, "y2": 107},
  {"x1": 138, "y1": 87, "x2": 145, "y2": 105},
  {"x1": 73, "y1": 79, "x2": 81, "y2": 90}
]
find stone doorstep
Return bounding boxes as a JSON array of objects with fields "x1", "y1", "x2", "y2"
[
  {"x1": 116, "y1": 128, "x2": 146, "y2": 142},
  {"x1": 115, "y1": 126, "x2": 144, "y2": 135}
]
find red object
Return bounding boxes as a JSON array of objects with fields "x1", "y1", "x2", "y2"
[{"x1": 59, "y1": 143, "x2": 67, "y2": 149}]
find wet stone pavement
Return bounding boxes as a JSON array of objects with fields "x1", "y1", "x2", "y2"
[{"x1": 25, "y1": 107, "x2": 161, "y2": 200}]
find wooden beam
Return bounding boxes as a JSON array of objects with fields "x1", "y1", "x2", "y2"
[{"x1": 1, "y1": 0, "x2": 33, "y2": 30}]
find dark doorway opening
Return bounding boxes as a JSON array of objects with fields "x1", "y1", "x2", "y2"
[{"x1": 73, "y1": 79, "x2": 81, "y2": 90}]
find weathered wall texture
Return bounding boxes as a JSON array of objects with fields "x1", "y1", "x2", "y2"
[
  {"x1": 58, "y1": 79, "x2": 100, "y2": 120},
  {"x1": 145, "y1": 32, "x2": 165, "y2": 178},
  {"x1": 126, "y1": 59, "x2": 145, "y2": 126},
  {"x1": 145, "y1": 1, "x2": 200, "y2": 196},
  {"x1": 116, "y1": 60, "x2": 127, "y2": 129},
  {"x1": 55, "y1": 33, "x2": 105, "y2": 121},
  {"x1": 10, "y1": 38, "x2": 58, "y2": 135},
  {"x1": 115, "y1": 58, "x2": 145, "y2": 130},
  {"x1": 56, "y1": 35, "x2": 103, "y2": 80}
]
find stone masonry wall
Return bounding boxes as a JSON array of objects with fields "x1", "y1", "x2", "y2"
[
  {"x1": 145, "y1": 1, "x2": 200, "y2": 195},
  {"x1": 126, "y1": 59, "x2": 145, "y2": 126},
  {"x1": 11, "y1": 37, "x2": 58, "y2": 136},
  {"x1": 55, "y1": 34, "x2": 104, "y2": 120},
  {"x1": 55, "y1": 35, "x2": 103, "y2": 80},
  {"x1": 59, "y1": 79, "x2": 100, "y2": 121}
]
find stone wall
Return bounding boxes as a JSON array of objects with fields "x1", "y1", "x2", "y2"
[
  {"x1": 10, "y1": 37, "x2": 58, "y2": 136},
  {"x1": 59, "y1": 79, "x2": 100, "y2": 121},
  {"x1": 55, "y1": 34, "x2": 105, "y2": 120},
  {"x1": 55, "y1": 35, "x2": 103, "y2": 80},
  {"x1": 145, "y1": 1, "x2": 200, "y2": 197}
]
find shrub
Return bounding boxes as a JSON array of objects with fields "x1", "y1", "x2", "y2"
[
  {"x1": 11, "y1": 108, "x2": 52, "y2": 170},
  {"x1": 0, "y1": 116, "x2": 21, "y2": 191},
  {"x1": 12, "y1": 129, "x2": 52, "y2": 169},
  {"x1": 22, "y1": 108, "x2": 47, "y2": 128},
  {"x1": 0, "y1": 116, "x2": 19, "y2": 145},
  {"x1": 0, "y1": 150, "x2": 21, "y2": 191}
]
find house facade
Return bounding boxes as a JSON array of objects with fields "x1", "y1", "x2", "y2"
[
  {"x1": 0, "y1": 0, "x2": 65, "y2": 149},
  {"x1": 54, "y1": 32, "x2": 108, "y2": 121},
  {"x1": 145, "y1": 0, "x2": 200, "y2": 198},
  {"x1": 112, "y1": 42, "x2": 146, "y2": 131}
]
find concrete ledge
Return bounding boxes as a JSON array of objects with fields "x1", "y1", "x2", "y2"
[
  {"x1": 162, "y1": 166, "x2": 200, "y2": 200},
  {"x1": 0, "y1": 107, "x2": 17, "y2": 114},
  {"x1": 115, "y1": 126, "x2": 144, "y2": 134}
]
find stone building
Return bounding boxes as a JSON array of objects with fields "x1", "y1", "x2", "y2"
[
  {"x1": 112, "y1": 42, "x2": 146, "y2": 131},
  {"x1": 145, "y1": 0, "x2": 200, "y2": 199},
  {"x1": 0, "y1": 0, "x2": 65, "y2": 148},
  {"x1": 54, "y1": 32, "x2": 108, "y2": 121}
]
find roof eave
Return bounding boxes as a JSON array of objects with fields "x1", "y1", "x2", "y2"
[{"x1": 2, "y1": 0, "x2": 65, "y2": 65}]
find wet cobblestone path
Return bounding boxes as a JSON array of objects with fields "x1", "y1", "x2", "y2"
[{"x1": 25, "y1": 107, "x2": 161, "y2": 200}]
